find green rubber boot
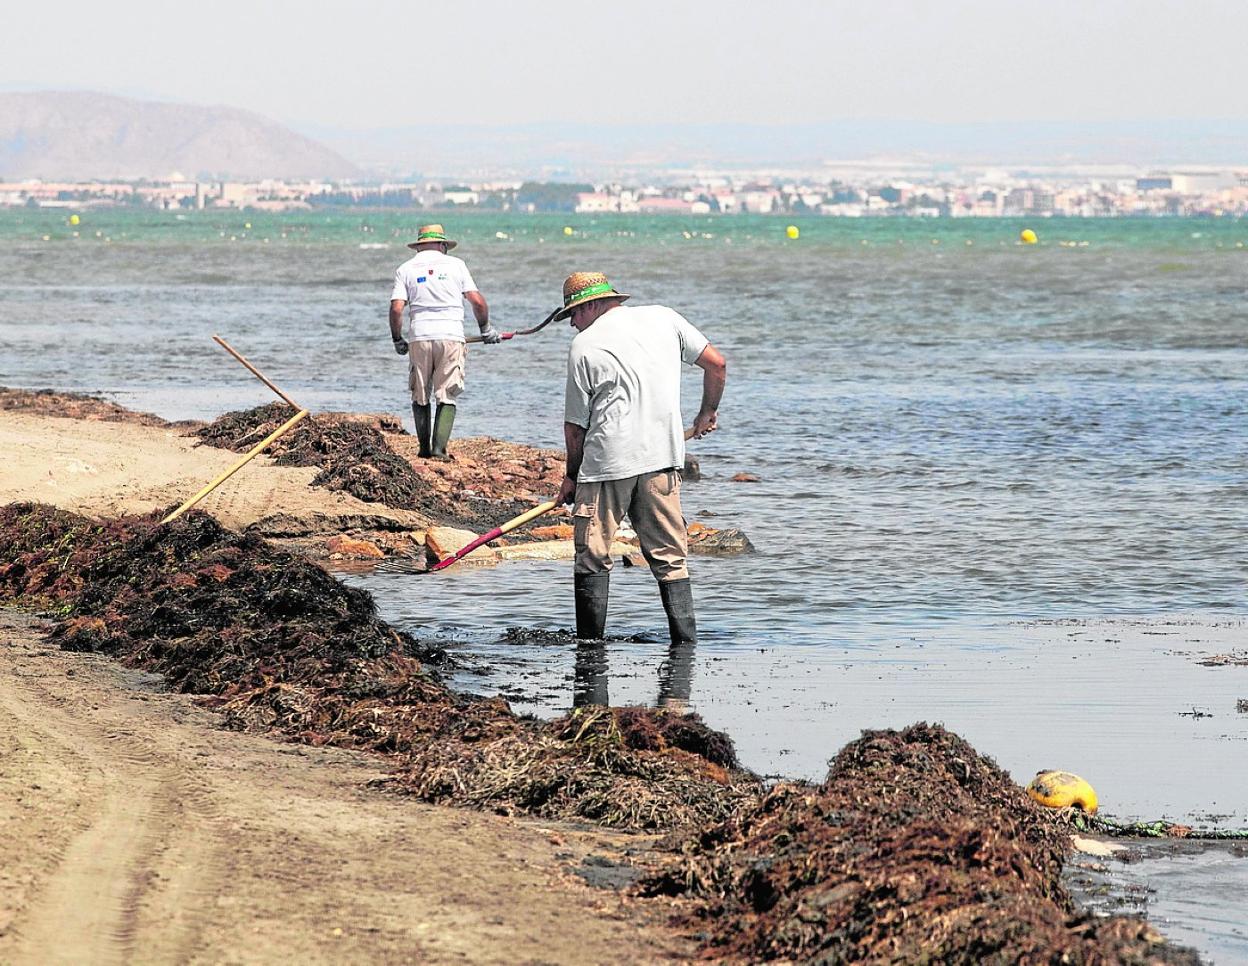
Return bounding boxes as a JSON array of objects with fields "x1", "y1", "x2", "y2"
[
  {"x1": 431, "y1": 403, "x2": 456, "y2": 459},
  {"x1": 412, "y1": 402, "x2": 432, "y2": 458}
]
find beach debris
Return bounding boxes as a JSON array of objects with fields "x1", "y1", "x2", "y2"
[
  {"x1": 325, "y1": 535, "x2": 386, "y2": 560},
  {"x1": 424, "y1": 526, "x2": 500, "y2": 566},
  {"x1": 0, "y1": 387, "x2": 172, "y2": 426},
  {"x1": 687, "y1": 524, "x2": 755, "y2": 557},
  {"x1": 1071, "y1": 835, "x2": 1125, "y2": 857},
  {"x1": 1027, "y1": 770, "x2": 1099, "y2": 814},
  {"x1": 196, "y1": 402, "x2": 452, "y2": 516},
  {"x1": 639, "y1": 723, "x2": 1197, "y2": 964},
  {"x1": 0, "y1": 501, "x2": 754, "y2": 833}
]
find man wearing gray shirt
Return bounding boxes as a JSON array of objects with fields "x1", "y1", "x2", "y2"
[{"x1": 554, "y1": 272, "x2": 728, "y2": 648}]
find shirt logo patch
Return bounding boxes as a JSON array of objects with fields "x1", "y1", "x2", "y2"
[{"x1": 416, "y1": 276, "x2": 427, "y2": 283}]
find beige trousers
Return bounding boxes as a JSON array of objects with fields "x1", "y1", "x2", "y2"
[
  {"x1": 407, "y1": 340, "x2": 466, "y2": 405},
  {"x1": 573, "y1": 469, "x2": 688, "y2": 581}
]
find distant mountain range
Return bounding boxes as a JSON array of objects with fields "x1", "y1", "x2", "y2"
[
  {"x1": 2, "y1": 90, "x2": 1243, "y2": 182},
  {"x1": 0, "y1": 91, "x2": 359, "y2": 181}
]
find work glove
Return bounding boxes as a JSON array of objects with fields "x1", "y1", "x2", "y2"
[
  {"x1": 393, "y1": 338, "x2": 409, "y2": 356},
  {"x1": 478, "y1": 324, "x2": 503, "y2": 345}
]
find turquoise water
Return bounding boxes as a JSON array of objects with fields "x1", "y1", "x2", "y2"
[
  {"x1": 4, "y1": 207, "x2": 1248, "y2": 958},
  {"x1": 6, "y1": 206, "x2": 1248, "y2": 248}
]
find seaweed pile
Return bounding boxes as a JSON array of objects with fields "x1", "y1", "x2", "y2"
[
  {"x1": 195, "y1": 402, "x2": 448, "y2": 515},
  {"x1": 193, "y1": 403, "x2": 538, "y2": 533},
  {"x1": 0, "y1": 502, "x2": 754, "y2": 830},
  {"x1": 394, "y1": 703, "x2": 755, "y2": 829},
  {"x1": 0, "y1": 387, "x2": 173, "y2": 426},
  {"x1": 641, "y1": 723, "x2": 1198, "y2": 964}
]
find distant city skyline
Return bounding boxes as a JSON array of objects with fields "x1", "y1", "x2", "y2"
[{"x1": 2, "y1": 0, "x2": 1246, "y2": 133}]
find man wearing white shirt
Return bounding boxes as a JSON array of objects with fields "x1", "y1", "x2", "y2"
[
  {"x1": 554, "y1": 272, "x2": 727, "y2": 649},
  {"x1": 388, "y1": 224, "x2": 499, "y2": 458}
]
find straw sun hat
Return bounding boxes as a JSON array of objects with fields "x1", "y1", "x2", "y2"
[
  {"x1": 554, "y1": 271, "x2": 631, "y2": 320},
  {"x1": 407, "y1": 224, "x2": 458, "y2": 250}
]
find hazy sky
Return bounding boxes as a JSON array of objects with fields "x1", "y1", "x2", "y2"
[{"x1": 3, "y1": 0, "x2": 1244, "y2": 130}]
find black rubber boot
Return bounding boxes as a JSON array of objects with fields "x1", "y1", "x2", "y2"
[
  {"x1": 658, "y1": 578, "x2": 697, "y2": 647},
  {"x1": 574, "y1": 572, "x2": 610, "y2": 640},
  {"x1": 431, "y1": 402, "x2": 456, "y2": 459},
  {"x1": 412, "y1": 402, "x2": 432, "y2": 458}
]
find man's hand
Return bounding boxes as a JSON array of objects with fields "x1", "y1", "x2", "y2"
[
  {"x1": 478, "y1": 323, "x2": 503, "y2": 345},
  {"x1": 690, "y1": 409, "x2": 718, "y2": 439},
  {"x1": 557, "y1": 474, "x2": 577, "y2": 506},
  {"x1": 393, "y1": 339, "x2": 409, "y2": 356}
]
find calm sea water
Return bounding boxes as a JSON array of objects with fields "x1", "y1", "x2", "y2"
[{"x1": 3, "y1": 208, "x2": 1248, "y2": 956}]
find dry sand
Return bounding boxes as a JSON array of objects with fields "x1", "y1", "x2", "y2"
[{"x1": 0, "y1": 409, "x2": 420, "y2": 533}]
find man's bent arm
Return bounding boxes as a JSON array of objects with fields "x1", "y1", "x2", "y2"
[
  {"x1": 691, "y1": 344, "x2": 727, "y2": 437},
  {"x1": 558, "y1": 421, "x2": 587, "y2": 504},
  {"x1": 389, "y1": 300, "x2": 406, "y2": 343},
  {"x1": 465, "y1": 291, "x2": 489, "y2": 326}
]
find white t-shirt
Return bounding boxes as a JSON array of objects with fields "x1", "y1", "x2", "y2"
[
  {"x1": 390, "y1": 250, "x2": 478, "y2": 343},
  {"x1": 564, "y1": 304, "x2": 710, "y2": 483}
]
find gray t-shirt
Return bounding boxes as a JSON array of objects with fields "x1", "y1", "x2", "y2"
[{"x1": 564, "y1": 304, "x2": 710, "y2": 483}]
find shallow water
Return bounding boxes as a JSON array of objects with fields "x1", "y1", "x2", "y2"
[{"x1": 3, "y1": 209, "x2": 1247, "y2": 958}]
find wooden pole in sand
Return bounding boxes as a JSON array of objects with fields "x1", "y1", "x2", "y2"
[
  {"x1": 160, "y1": 409, "x2": 309, "y2": 524},
  {"x1": 212, "y1": 335, "x2": 304, "y2": 411}
]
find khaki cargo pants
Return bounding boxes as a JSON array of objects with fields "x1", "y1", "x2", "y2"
[
  {"x1": 573, "y1": 469, "x2": 688, "y2": 582},
  {"x1": 407, "y1": 340, "x2": 466, "y2": 405}
]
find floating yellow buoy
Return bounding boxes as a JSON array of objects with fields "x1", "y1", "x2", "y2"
[
  {"x1": 244, "y1": 222, "x2": 252, "y2": 230},
  {"x1": 1026, "y1": 771, "x2": 1098, "y2": 814},
  {"x1": 1020, "y1": 228, "x2": 1038, "y2": 245},
  {"x1": 786, "y1": 225, "x2": 800, "y2": 240},
  {"x1": 563, "y1": 226, "x2": 574, "y2": 236},
  {"x1": 69, "y1": 214, "x2": 80, "y2": 226}
]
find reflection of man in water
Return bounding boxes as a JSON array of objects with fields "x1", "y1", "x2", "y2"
[{"x1": 573, "y1": 641, "x2": 696, "y2": 712}]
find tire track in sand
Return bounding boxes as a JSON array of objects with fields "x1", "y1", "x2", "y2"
[{"x1": 2, "y1": 669, "x2": 231, "y2": 966}]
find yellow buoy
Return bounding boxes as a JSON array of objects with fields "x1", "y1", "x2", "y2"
[
  {"x1": 786, "y1": 225, "x2": 800, "y2": 240},
  {"x1": 563, "y1": 226, "x2": 574, "y2": 236},
  {"x1": 1026, "y1": 771, "x2": 1098, "y2": 814},
  {"x1": 69, "y1": 214, "x2": 80, "y2": 226},
  {"x1": 1020, "y1": 228, "x2": 1038, "y2": 245},
  {"x1": 244, "y1": 222, "x2": 252, "y2": 230}
]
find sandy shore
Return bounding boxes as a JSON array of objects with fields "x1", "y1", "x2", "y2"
[
  {"x1": 0, "y1": 609, "x2": 687, "y2": 964},
  {"x1": 0, "y1": 407, "x2": 419, "y2": 533}
]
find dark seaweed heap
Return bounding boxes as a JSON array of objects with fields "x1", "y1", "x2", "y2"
[
  {"x1": 195, "y1": 402, "x2": 448, "y2": 514},
  {"x1": 641, "y1": 722, "x2": 1199, "y2": 965},
  {"x1": 0, "y1": 502, "x2": 752, "y2": 829}
]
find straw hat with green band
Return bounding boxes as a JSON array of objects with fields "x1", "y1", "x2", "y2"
[
  {"x1": 407, "y1": 223, "x2": 458, "y2": 251},
  {"x1": 554, "y1": 271, "x2": 631, "y2": 320}
]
